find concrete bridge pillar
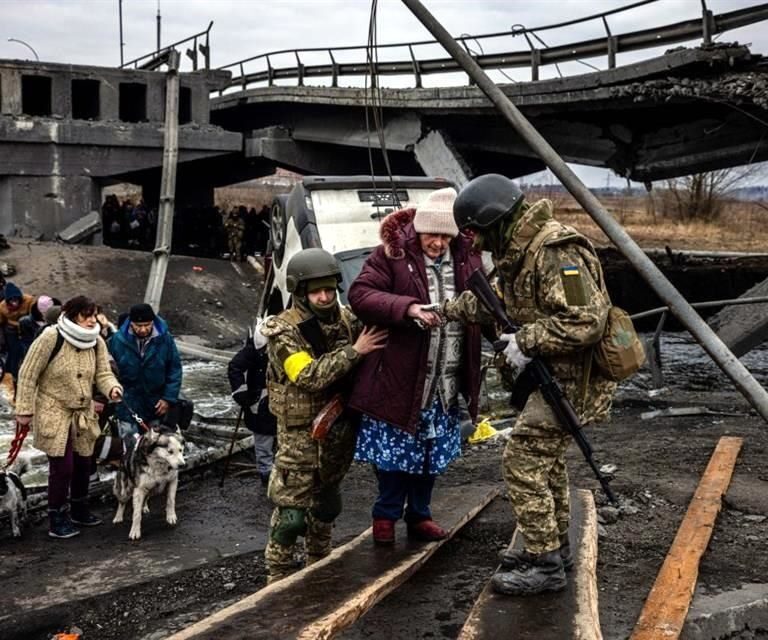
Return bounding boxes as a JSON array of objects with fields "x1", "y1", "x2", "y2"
[{"x1": 413, "y1": 130, "x2": 471, "y2": 187}]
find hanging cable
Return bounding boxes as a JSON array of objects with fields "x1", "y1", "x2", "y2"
[{"x1": 366, "y1": 0, "x2": 402, "y2": 209}]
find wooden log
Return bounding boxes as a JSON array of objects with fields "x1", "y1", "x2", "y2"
[
  {"x1": 458, "y1": 488, "x2": 601, "y2": 640},
  {"x1": 166, "y1": 483, "x2": 501, "y2": 640},
  {"x1": 629, "y1": 436, "x2": 743, "y2": 640}
]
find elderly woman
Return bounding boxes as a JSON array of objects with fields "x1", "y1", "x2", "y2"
[
  {"x1": 15, "y1": 296, "x2": 122, "y2": 539},
  {"x1": 347, "y1": 187, "x2": 483, "y2": 544}
]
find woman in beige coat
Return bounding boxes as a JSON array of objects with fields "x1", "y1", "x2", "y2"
[{"x1": 16, "y1": 296, "x2": 122, "y2": 539}]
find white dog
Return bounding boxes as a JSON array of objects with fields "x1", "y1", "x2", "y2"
[
  {"x1": 112, "y1": 427, "x2": 186, "y2": 540},
  {"x1": 1, "y1": 454, "x2": 30, "y2": 538}
]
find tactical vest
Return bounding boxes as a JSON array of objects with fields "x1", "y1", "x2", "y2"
[
  {"x1": 266, "y1": 306, "x2": 354, "y2": 428},
  {"x1": 500, "y1": 217, "x2": 608, "y2": 382}
]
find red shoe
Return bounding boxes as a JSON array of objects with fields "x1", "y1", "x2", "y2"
[
  {"x1": 407, "y1": 519, "x2": 448, "y2": 541},
  {"x1": 372, "y1": 518, "x2": 395, "y2": 545}
]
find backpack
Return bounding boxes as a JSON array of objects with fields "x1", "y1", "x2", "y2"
[
  {"x1": 521, "y1": 222, "x2": 645, "y2": 382},
  {"x1": 46, "y1": 328, "x2": 66, "y2": 366}
]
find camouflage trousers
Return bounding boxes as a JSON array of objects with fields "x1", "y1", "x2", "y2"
[
  {"x1": 503, "y1": 390, "x2": 572, "y2": 555},
  {"x1": 228, "y1": 234, "x2": 242, "y2": 258},
  {"x1": 265, "y1": 499, "x2": 334, "y2": 584}
]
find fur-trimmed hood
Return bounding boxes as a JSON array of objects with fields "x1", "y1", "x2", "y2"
[
  {"x1": 379, "y1": 207, "x2": 474, "y2": 261},
  {"x1": 379, "y1": 207, "x2": 417, "y2": 260}
]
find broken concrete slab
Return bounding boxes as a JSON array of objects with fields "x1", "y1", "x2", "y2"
[
  {"x1": 710, "y1": 276, "x2": 768, "y2": 358},
  {"x1": 56, "y1": 210, "x2": 101, "y2": 244},
  {"x1": 682, "y1": 583, "x2": 768, "y2": 640}
]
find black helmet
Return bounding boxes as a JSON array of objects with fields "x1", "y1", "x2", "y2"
[
  {"x1": 453, "y1": 174, "x2": 524, "y2": 229},
  {"x1": 285, "y1": 248, "x2": 341, "y2": 293}
]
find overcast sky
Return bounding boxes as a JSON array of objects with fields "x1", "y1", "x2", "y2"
[{"x1": 2, "y1": 0, "x2": 767, "y2": 185}]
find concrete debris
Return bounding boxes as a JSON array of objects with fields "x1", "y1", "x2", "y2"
[
  {"x1": 610, "y1": 71, "x2": 768, "y2": 109},
  {"x1": 598, "y1": 506, "x2": 621, "y2": 525},
  {"x1": 641, "y1": 406, "x2": 745, "y2": 420},
  {"x1": 56, "y1": 210, "x2": 102, "y2": 244}
]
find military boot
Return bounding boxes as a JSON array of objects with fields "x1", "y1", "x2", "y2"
[
  {"x1": 491, "y1": 549, "x2": 567, "y2": 596},
  {"x1": 499, "y1": 538, "x2": 573, "y2": 572}
]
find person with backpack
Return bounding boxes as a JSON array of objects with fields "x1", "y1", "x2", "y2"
[
  {"x1": 443, "y1": 175, "x2": 618, "y2": 597},
  {"x1": 0, "y1": 282, "x2": 36, "y2": 379},
  {"x1": 227, "y1": 321, "x2": 277, "y2": 486},
  {"x1": 15, "y1": 296, "x2": 123, "y2": 538}
]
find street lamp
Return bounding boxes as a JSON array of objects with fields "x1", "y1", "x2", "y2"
[{"x1": 7, "y1": 38, "x2": 39, "y2": 62}]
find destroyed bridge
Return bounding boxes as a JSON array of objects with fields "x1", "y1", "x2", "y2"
[{"x1": 1, "y1": 1, "x2": 768, "y2": 237}]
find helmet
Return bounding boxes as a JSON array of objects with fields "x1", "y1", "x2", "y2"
[
  {"x1": 453, "y1": 174, "x2": 524, "y2": 229},
  {"x1": 285, "y1": 248, "x2": 342, "y2": 293}
]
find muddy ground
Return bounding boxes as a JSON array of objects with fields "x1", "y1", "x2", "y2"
[{"x1": 3, "y1": 350, "x2": 768, "y2": 640}]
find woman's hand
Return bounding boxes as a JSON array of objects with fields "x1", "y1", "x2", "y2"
[
  {"x1": 407, "y1": 303, "x2": 442, "y2": 328},
  {"x1": 109, "y1": 387, "x2": 123, "y2": 401},
  {"x1": 353, "y1": 326, "x2": 388, "y2": 356},
  {"x1": 16, "y1": 415, "x2": 32, "y2": 428}
]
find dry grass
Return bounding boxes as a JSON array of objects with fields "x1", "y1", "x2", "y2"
[{"x1": 533, "y1": 192, "x2": 768, "y2": 252}]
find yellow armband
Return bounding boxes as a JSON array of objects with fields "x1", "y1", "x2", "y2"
[{"x1": 283, "y1": 351, "x2": 313, "y2": 382}]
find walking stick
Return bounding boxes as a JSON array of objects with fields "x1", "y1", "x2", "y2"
[{"x1": 219, "y1": 407, "x2": 244, "y2": 488}]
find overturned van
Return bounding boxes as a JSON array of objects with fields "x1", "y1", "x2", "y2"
[{"x1": 258, "y1": 175, "x2": 456, "y2": 315}]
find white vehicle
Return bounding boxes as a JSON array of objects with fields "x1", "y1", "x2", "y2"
[{"x1": 259, "y1": 175, "x2": 456, "y2": 315}]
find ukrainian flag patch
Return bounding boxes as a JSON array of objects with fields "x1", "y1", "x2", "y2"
[{"x1": 561, "y1": 265, "x2": 580, "y2": 276}]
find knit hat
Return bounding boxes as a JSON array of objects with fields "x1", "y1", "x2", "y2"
[
  {"x1": 4, "y1": 281, "x2": 21, "y2": 301},
  {"x1": 45, "y1": 305, "x2": 62, "y2": 325},
  {"x1": 36, "y1": 295, "x2": 54, "y2": 314},
  {"x1": 129, "y1": 303, "x2": 156, "y2": 323},
  {"x1": 413, "y1": 187, "x2": 459, "y2": 238}
]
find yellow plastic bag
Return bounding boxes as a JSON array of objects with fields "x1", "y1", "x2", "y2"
[{"x1": 468, "y1": 418, "x2": 497, "y2": 444}]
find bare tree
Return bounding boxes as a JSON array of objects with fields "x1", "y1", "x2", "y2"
[{"x1": 657, "y1": 165, "x2": 766, "y2": 221}]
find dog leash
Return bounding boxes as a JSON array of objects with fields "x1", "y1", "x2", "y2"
[
  {"x1": 117, "y1": 398, "x2": 150, "y2": 433},
  {"x1": 3, "y1": 420, "x2": 30, "y2": 471}
]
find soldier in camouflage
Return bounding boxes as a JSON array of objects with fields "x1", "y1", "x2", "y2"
[
  {"x1": 444, "y1": 174, "x2": 616, "y2": 596},
  {"x1": 224, "y1": 208, "x2": 245, "y2": 261},
  {"x1": 260, "y1": 248, "x2": 387, "y2": 583}
]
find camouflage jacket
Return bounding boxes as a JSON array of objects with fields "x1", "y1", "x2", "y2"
[
  {"x1": 445, "y1": 199, "x2": 616, "y2": 423},
  {"x1": 260, "y1": 303, "x2": 362, "y2": 469}
]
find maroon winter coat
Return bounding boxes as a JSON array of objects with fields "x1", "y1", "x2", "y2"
[{"x1": 347, "y1": 208, "x2": 483, "y2": 433}]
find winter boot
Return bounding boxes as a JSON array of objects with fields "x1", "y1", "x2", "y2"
[
  {"x1": 499, "y1": 539, "x2": 573, "y2": 572},
  {"x1": 372, "y1": 518, "x2": 396, "y2": 545},
  {"x1": 70, "y1": 498, "x2": 103, "y2": 527},
  {"x1": 407, "y1": 519, "x2": 448, "y2": 541},
  {"x1": 48, "y1": 507, "x2": 80, "y2": 539},
  {"x1": 491, "y1": 549, "x2": 567, "y2": 596}
]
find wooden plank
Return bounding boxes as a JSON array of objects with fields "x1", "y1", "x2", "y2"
[
  {"x1": 458, "y1": 488, "x2": 601, "y2": 640},
  {"x1": 630, "y1": 436, "x2": 743, "y2": 640},
  {"x1": 167, "y1": 483, "x2": 501, "y2": 640}
]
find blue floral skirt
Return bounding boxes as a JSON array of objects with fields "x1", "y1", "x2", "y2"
[{"x1": 354, "y1": 398, "x2": 461, "y2": 475}]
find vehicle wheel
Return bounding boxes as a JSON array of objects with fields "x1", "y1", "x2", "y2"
[{"x1": 270, "y1": 199, "x2": 287, "y2": 268}]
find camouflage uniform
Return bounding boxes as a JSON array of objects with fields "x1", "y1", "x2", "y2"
[
  {"x1": 260, "y1": 302, "x2": 362, "y2": 582},
  {"x1": 445, "y1": 199, "x2": 616, "y2": 555},
  {"x1": 224, "y1": 214, "x2": 245, "y2": 260}
]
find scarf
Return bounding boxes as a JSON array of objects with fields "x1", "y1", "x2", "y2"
[{"x1": 57, "y1": 314, "x2": 100, "y2": 350}]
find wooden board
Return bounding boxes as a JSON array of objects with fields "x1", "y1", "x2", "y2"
[
  {"x1": 458, "y1": 488, "x2": 601, "y2": 640},
  {"x1": 630, "y1": 436, "x2": 743, "y2": 640},
  {"x1": 167, "y1": 483, "x2": 501, "y2": 640}
]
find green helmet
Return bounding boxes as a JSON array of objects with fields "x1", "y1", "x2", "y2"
[
  {"x1": 453, "y1": 174, "x2": 524, "y2": 229},
  {"x1": 285, "y1": 248, "x2": 342, "y2": 293}
]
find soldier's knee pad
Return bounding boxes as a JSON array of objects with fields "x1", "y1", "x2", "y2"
[
  {"x1": 270, "y1": 507, "x2": 307, "y2": 545},
  {"x1": 311, "y1": 486, "x2": 342, "y2": 523}
]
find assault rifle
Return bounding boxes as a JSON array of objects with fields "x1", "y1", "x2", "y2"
[{"x1": 467, "y1": 269, "x2": 617, "y2": 505}]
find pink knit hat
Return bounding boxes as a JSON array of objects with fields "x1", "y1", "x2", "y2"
[
  {"x1": 413, "y1": 187, "x2": 459, "y2": 238},
  {"x1": 36, "y1": 295, "x2": 54, "y2": 314}
]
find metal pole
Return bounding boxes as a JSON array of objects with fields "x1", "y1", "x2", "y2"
[
  {"x1": 144, "y1": 49, "x2": 180, "y2": 312},
  {"x1": 7, "y1": 38, "x2": 39, "y2": 61},
  {"x1": 401, "y1": 0, "x2": 768, "y2": 423},
  {"x1": 156, "y1": 0, "x2": 161, "y2": 53},
  {"x1": 119, "y1": 0, "x2": 125, "y2": 66}
]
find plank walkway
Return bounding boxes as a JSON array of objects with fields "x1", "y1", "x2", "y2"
[
  {"x1": 167, "y1": 483, "x2": 501, "y2": 640},
  {"x1": 458, "y1": 489, "x2": 601, "y2": 640},
  {"x1": 630, "y1": 436, "x2": 743, "y2": 640}
]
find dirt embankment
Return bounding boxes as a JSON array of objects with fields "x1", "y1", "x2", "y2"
[{"x1": 0, "y1": 241, "x2": 262, "y2": 348}]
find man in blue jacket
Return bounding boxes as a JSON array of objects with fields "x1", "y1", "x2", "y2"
[{"x1": 109, "y1": 303, "x2": 182, "y2": 437}]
